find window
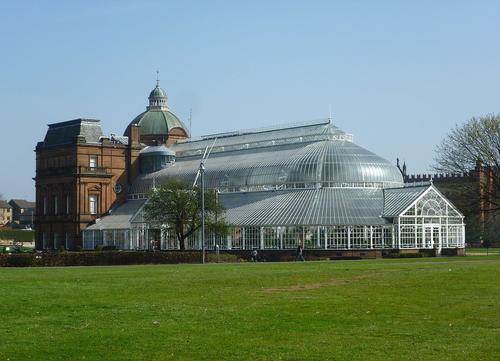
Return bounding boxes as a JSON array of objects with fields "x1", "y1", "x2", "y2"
[
  {"x1": 53, "y1": 233, "x2": 59, "y2": 250},
  {"x1": 89, "y1": 156, "x2": 98, "y2": 169},
  {"x1": 65, "y1": 232, "x2": 71, "y2": 250},
  {"x1": 43, "y1": 197, "x2": 47, "y2": 215},
  {"x1": 89, "y1": 195, "x2": 98, "y2": 215},
  {"x1": 66, "y1": 194, "x2": 70, "y2": 214},
  {"x1": 42, "y1": 233, "x2": 47, "y2": 249},
  {"x1": 53, "y1": 196, "x2": 58, "y2": 215}
]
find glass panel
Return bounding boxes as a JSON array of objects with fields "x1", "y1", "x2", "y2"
[
  {"x1": 326, "y1": 226, "x2": 348, "y2": 249},
  {"x1": 400, "y1": 225, "x2": 415, "y2": 248},
  {"x1": 264, "y1": 227, "x2": 279, "y2": 249},
  {"x1": 244, "y1": 227, "x2": 260, "y2": 250}
]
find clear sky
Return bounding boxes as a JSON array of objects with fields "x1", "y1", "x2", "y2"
[{"x1": 1, "y1": 0, "x2": 499, "y2": 200}]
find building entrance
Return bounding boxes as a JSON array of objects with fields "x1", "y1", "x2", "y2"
[{"x1": 424, "y1": 225, "x2": 441, "y2": 250}]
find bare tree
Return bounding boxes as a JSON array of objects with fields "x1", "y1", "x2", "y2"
[{"x1": 434, "y1": 114, "x2": 499, "y2": 240}]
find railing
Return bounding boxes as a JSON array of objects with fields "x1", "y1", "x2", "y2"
[{"x1": 76, "y1": 166, "x2": 111, "y2": 176}]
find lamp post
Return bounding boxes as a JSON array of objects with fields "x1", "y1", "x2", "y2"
[{"x1": 200, "y1": 161, "x2": 206, "y2": 264}]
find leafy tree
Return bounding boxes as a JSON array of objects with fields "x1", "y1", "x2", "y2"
[
  {"x1": 143, "y1": 180, "x2": 228, "y2": 250},
  {"x1": 434, "y1": 114, "x2": 499, "y2": 241}
]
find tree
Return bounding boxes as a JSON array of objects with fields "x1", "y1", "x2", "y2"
[
  {"x1": 434, "y1": 114, "x2": 500, "y2": 241},
  {"x1": 143, "y1": 180, "x2": 228, "y2": 250}
]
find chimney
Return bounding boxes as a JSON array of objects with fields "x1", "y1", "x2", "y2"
[{"x1": 126, "y1": 124, "x2": 141, "y2": 185}]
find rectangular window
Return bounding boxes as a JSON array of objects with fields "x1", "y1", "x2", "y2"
[
  {"x1": 53, "y1": 233, "x2": 59, "y2": 250},
  {"x1": 42, "y1": 233, "x2": 47, "y2": 249},
  {"x1": 89, "y1": 156, "x2": 98, "y2": 169},
  {"x1": 65, "y1": 232, "x2": 71, "y2": 250},
  {"x1": 66, "y1": 194, "x2": 70, "y2": 215},
  {"x1": 53, "y1": 196, "x2": 58, "y2": 215},
  {"x1": 89, "y1": 195, "x2": 98, "y2": 215},
  {"x1": 43, "y1": 197, "x2": 47, "y2": 215}
]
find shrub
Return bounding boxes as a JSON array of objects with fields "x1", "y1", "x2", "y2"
[
  {"x1": 0, "y1": 230, "x2": 35, "y2": 243},
  {"x1": 0, "y1": 251, "x2": 205, "y2": 267},
  {"x1": 206, "y1": 253, "x2": 240, "y2": 263}
]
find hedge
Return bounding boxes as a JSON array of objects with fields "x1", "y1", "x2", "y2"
[
  {"x1": 0, "y1": 230, "x2": 35, "y2": 242},
  {"x1": 0, "y1": 251, "x2": 206, "y2": 267}
]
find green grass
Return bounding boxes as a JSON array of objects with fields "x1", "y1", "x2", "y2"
[
  {"x1": 1, "y1": 256, "x2": 500, "y2": 361},
  {"x1": 466, "y1": 247, "x2": 500, "y2": 255}
]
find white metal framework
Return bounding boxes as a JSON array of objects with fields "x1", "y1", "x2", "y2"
[
  {"x1": 395, "y1": 187, "x2": 465, "y2": 252},
  {"x1": 82, "y1": 186, "x2": 465, "y2": 251},
  {"x1": 81, "y1": 121, "x2": 465, "y2": 252}
]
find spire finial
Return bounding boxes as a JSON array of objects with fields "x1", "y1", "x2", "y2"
[{"x1": 156, "y1": 70, "x2": 160, "y2": 86}]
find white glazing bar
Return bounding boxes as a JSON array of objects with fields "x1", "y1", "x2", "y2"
[
  {"x1": 421, "y1": 224, "x2": 424, "y2": 249},
  {"x1": 324, "y1": 226, "x2": 328, "y2": 250},
  {"x1": 397, "y1": 222, "x2": 401, "y2": 249},
  {"x1": 260, "y1": 227, "x2": 264, "y2": 250},
  {"x1": 414, "y1": 218, "x2": 418, "y2": 249},
  {"x1": 391, "y1": 225, "x2": 395, "y2": 249},
  {"x1": 242, "y1": 227, "x2": 246, "y2": 250},
  {"x1": 347, "y1": 226, "x2": 351, "y2": 250},
  {"x1": 461, "y1": 221, "x2": 466, "y2": 247},
  {"x1": 279, "y1": 227, "x2": 283, "y2": 249},
  {"x1": 227, "y1": 229, "x2": 232, "y2": 250},
  {"x1": 370, "y1": 226, "x2": 373, "y2": 249},
  {"x1": 317, "y1": 227, "x2": 321, "y2": 248}
]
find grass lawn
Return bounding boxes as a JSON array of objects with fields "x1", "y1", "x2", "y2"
[
  {"x1": 466, "y1": 247, "x2": 500, "y2": 255},
  {"x1": 1, "y1": 256, "x2": 500, "y2": 361}
]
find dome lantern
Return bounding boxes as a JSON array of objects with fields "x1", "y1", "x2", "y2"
[{"x1": 147, "y1": 79, "x2": 169, "y2": 111}]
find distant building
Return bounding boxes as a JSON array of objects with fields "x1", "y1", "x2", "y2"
[
  {"x1": 8, "y1": 199, "x2": 35, "y2": 226},
  {"x1": 0, "y1": 200, "x2": 13, "y2": 225},
  {"x1": 399, "y1": 161, "x2": 498, "y2": 243}
]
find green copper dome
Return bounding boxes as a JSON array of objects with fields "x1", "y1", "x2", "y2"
[
  {"x1": 126, "y1": 80, "x2": 189, "y2": 138},
  {"x1": 130, "y1": 109, "x2": 187, "y2": 135},
  {"x1": 149, "y1": 85, "x2": 167, "y2": 99}
]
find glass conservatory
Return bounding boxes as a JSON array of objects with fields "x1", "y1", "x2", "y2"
[{"x1": 83, "y1": 120, "x2": 465, "y2": 252}]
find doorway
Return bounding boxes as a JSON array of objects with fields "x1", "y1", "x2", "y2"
[{"x1": 424, "y1": 225, "x2": 441, "y2": 249}]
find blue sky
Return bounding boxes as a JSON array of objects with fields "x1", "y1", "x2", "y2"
[{"x1": 1, "y1": 0, "x2": 499, "y2": 200}]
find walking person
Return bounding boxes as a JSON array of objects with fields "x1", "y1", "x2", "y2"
[
  {"x1": 251, "y1": 248, "x2": 258, "y2": 262},
  {"x1": 296, "y1": 243, "x2": 305, "y2": 261}
]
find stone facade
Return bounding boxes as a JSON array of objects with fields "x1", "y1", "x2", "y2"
[
  {"x1": 34, "y1": 82, "x2": 188, "y2": 250},
  {"x1": 0, "y1": 201, "x2": 12, "y2": 225}
]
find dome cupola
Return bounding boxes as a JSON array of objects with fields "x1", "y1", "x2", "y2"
[
  {"x1": 147, "y1": 79, "x2": 169, "y2": 110},
  {"x1": 125, "y1": 76, "x2": 190, "y2": 146}
]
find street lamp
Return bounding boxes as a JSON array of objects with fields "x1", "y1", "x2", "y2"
[{"x1": 200, "y1": 161, "x2": 206, "y2": 264}]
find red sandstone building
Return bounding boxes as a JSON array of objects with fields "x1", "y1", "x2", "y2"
[{"x1": 34, "y1": 81, "x2": 189, "y2": 249}]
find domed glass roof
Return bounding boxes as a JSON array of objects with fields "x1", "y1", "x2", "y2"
[
  {"x1": 140, "y1": 145, "x2": 176, "y2": 156},
  {"x1": 129, "y1": 120, "x2": 404, "y2": 194}
]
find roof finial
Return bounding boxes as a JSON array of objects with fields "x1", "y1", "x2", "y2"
[
  {"x1": 156, "y1": 70, "x2": 160, "y2": 87},
  {"x1": 328, "y1": 104, "x2": 332, "y2": 124}
]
